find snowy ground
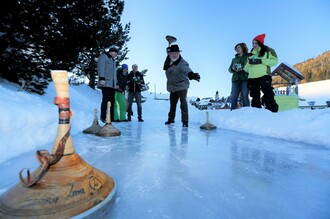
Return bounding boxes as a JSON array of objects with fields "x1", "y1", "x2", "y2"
[
  {"x1": 298, "y1": 80, "x2": 330, "y2": 106},
  {"x1": 0, "y1": 79, "x2": 330, "y2": 218}
]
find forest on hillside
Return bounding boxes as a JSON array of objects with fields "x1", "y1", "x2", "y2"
[{"x1": 273, "y1": 50, "x2": 330, "y2": 85}]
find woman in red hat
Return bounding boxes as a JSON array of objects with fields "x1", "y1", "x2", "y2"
[{"x1": 244, "y1": 34, "x2": 279, "y2": 112}]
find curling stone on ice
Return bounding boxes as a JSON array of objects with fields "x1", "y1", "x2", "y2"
[
  {"x1": 83, "y1": 108, "x2": 102, "y2": 134},
  {"x1": 200, "y1": 111, "x2": 217, "y2": 130},
  {"x1": 95, "y1": 101, "x2": 121, "y2": 137},
  {"x1": 0, "y1": 70, "x2": 116, "y2": 219}
]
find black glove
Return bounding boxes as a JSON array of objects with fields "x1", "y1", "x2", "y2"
[
  {"x1": 188, "y1": 72, "x2": 200, "y2": 82},
  {"x1": 249, "y1": 58, "x2": 262, "y2": 64}
]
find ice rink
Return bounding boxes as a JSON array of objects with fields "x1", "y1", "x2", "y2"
[{"x1": 2, "y1": 119, "x2": 329, "y2": 219}]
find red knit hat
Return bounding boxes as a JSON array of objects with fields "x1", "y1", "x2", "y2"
[{"x1": 253, "y1": 34, "x2": 266, "y2": 44}]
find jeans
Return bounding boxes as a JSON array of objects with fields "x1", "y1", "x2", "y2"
[
  {"x1": 231, "y1": 80, "x2": 250, "y2": 110},
  {"x1": 168, "y1": 89, "x2": 188, "y2": 123},
  {"x1": 127, "y1": 91, "x2": 142, "y2": 119}
]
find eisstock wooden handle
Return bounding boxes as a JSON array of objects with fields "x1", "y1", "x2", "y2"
[
  {"x1": 206, "y1": 111, "x2": 210, "y2": 123},
  {"x1": 51, "y1": 70, "x2": 70, "y2": 98},
  {"x1": 106, "y1": 101, "x2": 111, "y2": 123},
  {"x1": 50, "y1": 70, "x2": 74, "y2": 155}
]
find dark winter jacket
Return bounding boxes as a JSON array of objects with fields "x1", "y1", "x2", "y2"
[
  {"x1": 116, "y1": 68, "x2": 127, "y2": 92},
  {"x1": 165, "y1": 56, "x2": 192, "y2": 92},
  {"x1": 126, "y1": 70, "x2": 145, "y2": 92},
  {"x1": 228, "y1": 53, "x2": 249, "y2": 82},
  {"x1": 163, "y1": 55, "x2": 171, "y2": 70},
  {"x1": 97, "y1": 53, "x2": 117, "y2": 88}
]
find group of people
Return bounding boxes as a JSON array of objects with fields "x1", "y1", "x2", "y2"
[
  {"x1": 97, "y1": 33, "x2": 279, "y2": 128},
  {"x1": 228, "y1": 33, "x2": 279, "y2": 112},
  {"x1": 161, "y1": 33, "x2": 279, "y2": 128},
  {"x1": 97, "y1": 43, "x2": 201, "y2": 127},
  {"x1": 97, "y1": 47, "x2": 145, "y2": 123}
]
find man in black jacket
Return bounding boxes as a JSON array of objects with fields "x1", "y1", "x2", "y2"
[{"x1": 126, "y1": 64, "x2": 145, "y2": 122}]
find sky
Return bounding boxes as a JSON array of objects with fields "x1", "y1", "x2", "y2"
[
  {"x1": 120, "y1": 0, "x2": 330, "y2": 98},
  {"x1": 0, "y1": 78, "x2": 329, "y2": 165}
]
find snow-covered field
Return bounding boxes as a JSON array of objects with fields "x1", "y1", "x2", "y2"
[
  {"x1": 0, "y1": 79, "x2": 329, "y2": 165},
  {"x1": 0, "y1": 79, "x2": 329, "y2": 218},
  {"x1": 298, "y1": 79, "x2": 330, "y2": 106}
]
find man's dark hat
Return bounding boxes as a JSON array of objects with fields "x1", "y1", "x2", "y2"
[
  {"x1": 108, "y1": 47, "x2": 118, "y2": 53},
  {"x1": 168, "y1": 44, "x2": 181, "y2": 52}
]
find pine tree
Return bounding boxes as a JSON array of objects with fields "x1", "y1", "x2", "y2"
[
  {"x1": 0, "y1": 0, "x2": 130, "y2": 94},
  {"x1": 74, "y1": 0, "x2": 130, "y2": 89},
  {"x1": 0, "y1": 0, "x2": 54, "y2": 94}
]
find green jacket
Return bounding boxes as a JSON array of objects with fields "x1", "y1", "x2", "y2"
[
  {"x1": 228, "y1": 53, "x2": 249, "y2": 82},
  {"x1": 244, "y1": 47, "x2": 278, "y2": 79}
]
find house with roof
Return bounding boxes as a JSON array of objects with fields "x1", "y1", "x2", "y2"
[{"x1": 271, "y1": 62, "x2": 305, "y2": 111}]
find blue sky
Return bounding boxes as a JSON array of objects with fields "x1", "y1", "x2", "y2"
[{"x1": 121, "y1": 0, "x2": 330, "y2": 98}]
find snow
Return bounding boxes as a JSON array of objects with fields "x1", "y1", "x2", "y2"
[
  {"x1": 0, "y1": 78, "x2": 330, "y2": 218},
  {"x1": 298, "y1": 79, "x2": 330, "y2": 106},
  {"x1": 1, "y1": 78, "x2": 329, "y2": 165}
]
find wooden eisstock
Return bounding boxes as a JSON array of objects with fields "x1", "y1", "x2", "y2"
[
  {"x1": 200, "y1": 111, "x2": 217, "y2": 130},
  {"x1": 95, "y1": 101, "x2": 121, "y2": 137},
  {"x1": 0, "y1": 70, "x2": 116, "y2": 219},
  {"x1": 83, "y1": 108, "x2": 102, "y2": 134},
  {"x1": 166, "y1": 35, "x2": 177, "y2": 46}
]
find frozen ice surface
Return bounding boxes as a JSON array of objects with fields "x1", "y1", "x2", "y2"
[
  {"x1": 1, "y1": 79, "x2": 329, "y2": 218},
  {"x1": 1, "y1": 119, "x2": 329, "y2": 219}
]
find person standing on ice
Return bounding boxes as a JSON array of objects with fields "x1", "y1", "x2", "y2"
[
  {"x1": 244, "y1": 34, "x2": 279, "y2": 112},
  {"x1": 126, "y1": 64, "x2": 145, "y2": 122},
  {"x1": 114, "y1": 64, "x2": 129, "y2": 122},
  {"x1": 228, "y1": 42, "x2": 250, "y2": 110},
  {"x1": 97, "y1": 46, "x2": 118, "y2": 123},
  {"x1": 164, "y1": 44, "x2": 200, "y2": 127}
]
